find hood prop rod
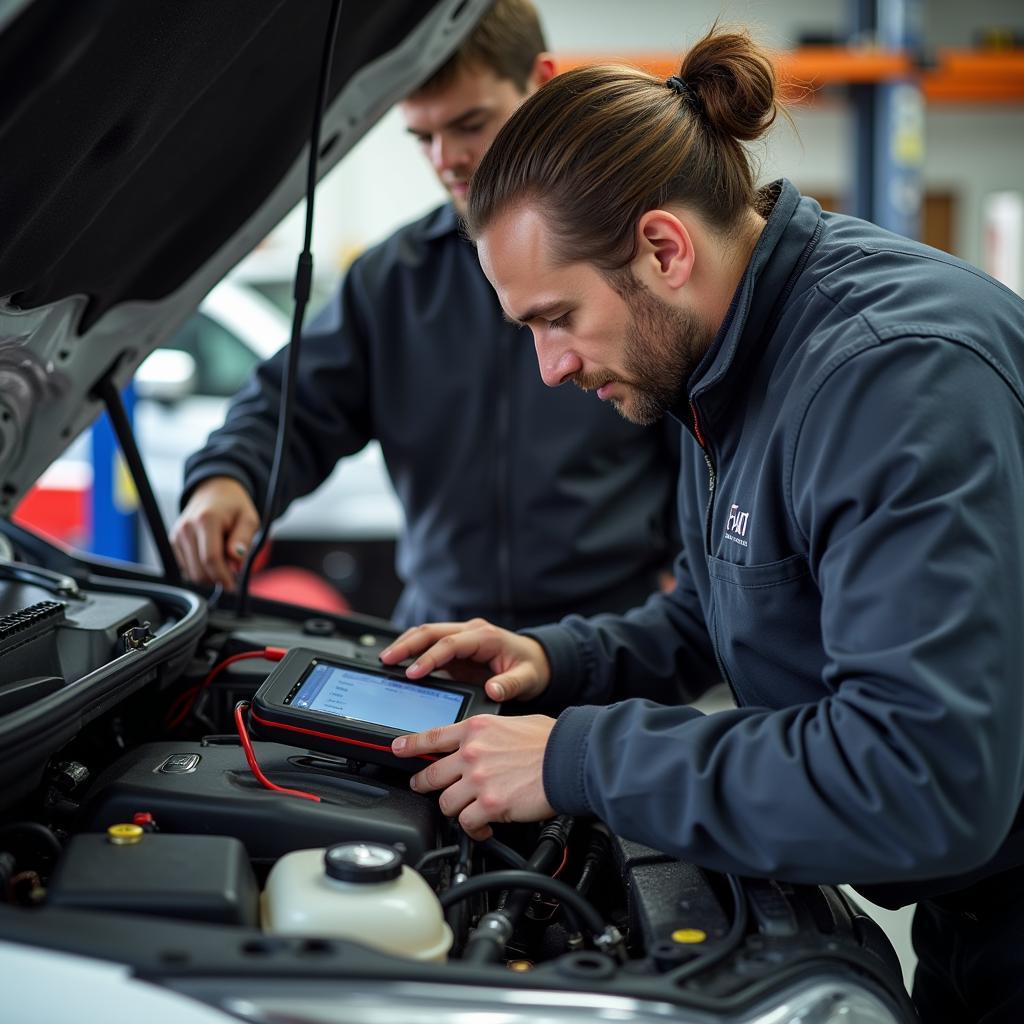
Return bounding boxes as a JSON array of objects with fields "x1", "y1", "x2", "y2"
[{"x1": 92, "y1": 375, "x2": 181, "y2": 585}]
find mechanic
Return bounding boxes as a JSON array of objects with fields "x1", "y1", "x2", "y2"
[
  {"x1": 379, "y1": 27, "x2": 1024, "y2": 1022},
  {"x1": 171, "y1": 0, "x2": 679, "y2": 629}
]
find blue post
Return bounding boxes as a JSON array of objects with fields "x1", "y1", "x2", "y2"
[
  {"x1": 89, "y1": 383, "x2": 138, "y2": 561},
  {"x1": 849, "y1": 0, "x2": 924, "y2": 239}
]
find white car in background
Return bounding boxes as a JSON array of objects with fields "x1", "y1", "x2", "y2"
[
  {"x1": 23, "y1": 279, "x2": 404, "y2": 590},
  {"x1": 137, "y1": 278, "x2": 403, "y2": 544}
]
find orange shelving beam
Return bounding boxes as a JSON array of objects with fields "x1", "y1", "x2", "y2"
[
  {"x1": 556, "y1": 46, "x2": 1024, "y2": 105},
  {"x1": 924, "y1": 49, "x2": 1024, "y2": 104}
]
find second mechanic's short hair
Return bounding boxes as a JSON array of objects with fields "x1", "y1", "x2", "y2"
[{"x1": 415, "y1": 0, "x2": 547, "y2": 94}]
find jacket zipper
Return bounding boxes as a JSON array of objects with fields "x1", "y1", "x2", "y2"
[
  {"x1": 690, "y1": 399, "x2": 717, "y2": 550},
  {"x1": 690, "y1": 398, "x2": 739, "y2": 705}
]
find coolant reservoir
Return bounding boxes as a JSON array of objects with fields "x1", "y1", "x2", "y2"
[{"x1": 262, "y1": 842, "x2": 453, "y2": 962}]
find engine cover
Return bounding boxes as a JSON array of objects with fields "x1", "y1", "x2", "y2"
[{"x1": 78, "y1": 740, "x2": 440, "y2": 865}]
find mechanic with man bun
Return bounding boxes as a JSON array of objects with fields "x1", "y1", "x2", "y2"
[{"x1": 381, "y1": 26, "x2": 1024, "y2": 1021}]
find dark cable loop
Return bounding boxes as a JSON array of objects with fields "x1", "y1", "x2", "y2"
[{"x1": 439, "y1": 869, "x2": 606, "y2": 938}]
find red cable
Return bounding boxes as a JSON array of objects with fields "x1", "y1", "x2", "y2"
[
  {"x1": 164, "y1": 685, "x2": 199, "y2": 727},
  {"x1": 234, "y1": 702, "x2": 320, "y2": 802},
  {"x1": 166, "y1": 646, "x2": 288, "y2": 729},
  {"x1": 552, "y1": 845, "x2": 570, "y2": 879}
]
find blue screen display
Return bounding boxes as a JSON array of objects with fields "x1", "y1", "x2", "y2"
[{"x1": 290, "y1": 662, "x2": 464, "y2": 733}]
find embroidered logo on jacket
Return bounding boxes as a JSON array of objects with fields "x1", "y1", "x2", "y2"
[{"x1": 725, "y1": 503, "x2": 750, "y2": 548}]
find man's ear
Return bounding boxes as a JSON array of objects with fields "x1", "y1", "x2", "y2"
[
  {"x1": 633, "y1": 210, "x2": 695, "y2": 293},
  {"x1": 529, "y1": 53, "x2": 557, "y2": 90}
]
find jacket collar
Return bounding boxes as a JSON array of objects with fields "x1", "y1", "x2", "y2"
[
  {"x1": 671, "y1": 179, "x2": 821, "y2": 425},
  {"x1": 420, "y1": 201, "x2": 462, "y2": 241}
]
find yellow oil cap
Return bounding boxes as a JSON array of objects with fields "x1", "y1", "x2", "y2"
[
  {"x1": 507, "y1": 960, "x2": 533, "y2": 972},
  {"x1": 107, "y1": 823, "x2": 144, "y2": 845},
  {"x1": 671, "y1": 928, "x2": 707, "y2": 944}
]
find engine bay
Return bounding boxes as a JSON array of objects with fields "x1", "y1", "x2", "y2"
[{"x1": 0, "y1": 540, "x2": 917, "y2": 1021}]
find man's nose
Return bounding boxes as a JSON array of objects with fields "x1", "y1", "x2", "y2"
[
  {"x1": 429, "y1": 133, "x2": 458, "y2": 172},
  {"x1": 534, "y1": 334, "x2": 582, "y2": 388}
]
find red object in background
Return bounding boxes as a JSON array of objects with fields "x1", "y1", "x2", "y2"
[
  {"x1": 13, "y1": 482, "x2": 89, "y2": 548},
  {"x1": 249, "y1": 566, "x2": 350, "y2": 615}
]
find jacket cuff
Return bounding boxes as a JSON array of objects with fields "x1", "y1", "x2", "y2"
[
  {"x1": 519, "y1": 623, "x2": 585, "y2": 713},
  {"x1": 543, "y1": 705, "x2": 602, "y2": 815}
]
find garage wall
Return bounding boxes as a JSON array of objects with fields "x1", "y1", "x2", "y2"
[{"x1": 276, "y1": 0, "x2": 1022, "y2": 281}]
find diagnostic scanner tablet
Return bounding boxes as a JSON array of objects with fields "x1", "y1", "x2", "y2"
[{"x1": 248, "y1": 647, "x2": 501, "y2": 772}]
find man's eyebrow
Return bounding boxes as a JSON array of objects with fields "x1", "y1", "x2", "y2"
[
  {"x1": 405, "y1": 106, "x2": 489, "y2": 137},
  {"x1": 503, "y1": 300, "x2": 567, "y2": 327}
]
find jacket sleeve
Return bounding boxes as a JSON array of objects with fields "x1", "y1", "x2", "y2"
[
  {"x1": 522, "y1": 534, "x2": 722, "y2": 713},
  {"x1": 181, "y1": 262, "x2": 376, "y2": 515},
  {"x1": 544, "y1": 338, "x2": 1024, "y2": 887}
]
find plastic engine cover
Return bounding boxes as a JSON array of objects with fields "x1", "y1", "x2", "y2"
[{"x1": 78, "y1": 741, "x2": 440, "y2": 865}]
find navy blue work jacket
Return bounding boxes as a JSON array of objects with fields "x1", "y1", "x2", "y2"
[{"x1": 530, "y1": 180, "x2": 1024, "y2": 907}]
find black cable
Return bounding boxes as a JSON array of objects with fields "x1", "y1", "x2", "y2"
[
  {"x1": 666, "y1": 873, "x2": 749, "y2": 984},
  {"x1": 0, "y1": 851, "x2": 16, "y2": 901},
  {"x1": 414, "y1": 844, "x2": 459, "y2": 873},
  {"x1": 500, "y1": 816, "x2": 573, "y2": 920},
  {"x1": 576, "y1": 823, "x2": 611, "y2": 896},
  {"x1": 479, "y1": 836, "x2": 529, "y2": 870},
  {"x1": 462, "y1": 928, "x2": 508, "y2": 965},
  {"x1": 235, "y1": 0, "x2": 344, "y2": 618},
  {"x1": 456, "y1": 829, "x2": 472, "y2": 876},
  {"x1": 439, "y1": 870, "x2": 605, "y2": 938},
  {"x1": 0, "y1": 562, "x2": 82, "y2": 599},
  {"x1": 446, "y1": 829, "x2": 474, "y2": 954},
  {"x1": 415, "y1": 837, "x2": 530, "y2": 874},
  {"x1": 576, "y1": 856, "x2": 599, "y2": 896},
  {"x1": 0, "y1": 822, "x2": 62, "y2": 861},
  {"x1": 461, "y1": 832, "x2": 560, "y2": 963}
]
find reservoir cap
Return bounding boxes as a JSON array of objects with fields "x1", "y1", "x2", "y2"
[{"x1": 325, "y1": 842, "x2": 402, "y2": 883}]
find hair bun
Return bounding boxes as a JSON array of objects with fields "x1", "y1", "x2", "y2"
[{"x1": 679, "y1": 28, "x2": 778, "y2": 141}]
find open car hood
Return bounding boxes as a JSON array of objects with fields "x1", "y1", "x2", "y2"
[{"x1": 0, "y1": 0, "x2": 489, "y2": 517}]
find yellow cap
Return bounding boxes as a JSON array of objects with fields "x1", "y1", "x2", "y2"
[
  {"x1": 671, "y1": 928, "x2": 707, "y2": 944},
  {"x1": 107, "y1": 823, "x2": 144, "y2": 845},
  {"x1": 507, "y1": 960, "x2": 533, "y2": 972}
]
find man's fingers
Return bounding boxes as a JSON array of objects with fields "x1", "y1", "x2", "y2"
[
  {"x1": 430, "y1": 777, "x2": 477, "y2": 818},
  {"x1": 484, "y1": 668, "x2": 535, "y2": 703},
  {"x1": 379, "y1": 622, "x2": 548, "y2": 702},
  {"x1": 194, "y1": 517, "x2": 235, "y2": 591},
  {"x1": 173, "y1": 523, "x2": 206, "y2": 585},
  {"x1": 462, "y1": 815, "x2": 497, "y2": 839},
  {"x1": 392, "y1": 722, "x2": 464, "y2": 761},
  {"x1": 379, "y1": 622, "x2": 475, "y2": 665},
  {"x1": 404, "y1": 626, "x2": 506, "y2": 679},
  {"x1": 226, "y1": 515, "x2": 258, "y2": 572},
  {"x1": 457, "y1": 803, "x2": 495, "y2": 841}
]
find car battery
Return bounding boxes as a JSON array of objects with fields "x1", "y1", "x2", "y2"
[
  {"x1": 47, "y1": 830, "x2": 259, "y2": 926},
  {"x1": 78, "y1": 740, "x2": 439, "y2": 867}
]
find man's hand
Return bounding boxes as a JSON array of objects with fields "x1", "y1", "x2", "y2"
[
  {"x1": 393, "y1": 714, "x2": 557, "y2": 839},
  {"x1": 170, "y1": 476, "x2": 260, "y2": 591},
  {"x1": 379, "y1": 618, "x2": 552, "y2": 704}
]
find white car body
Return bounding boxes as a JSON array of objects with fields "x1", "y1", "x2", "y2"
[{"x1": 37, "y1": 278, "x2": 404, "y2": 558}]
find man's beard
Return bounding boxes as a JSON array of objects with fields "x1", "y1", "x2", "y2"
[{"x1": 575, "y1": 272, "x2": 717, "y2": 425}]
